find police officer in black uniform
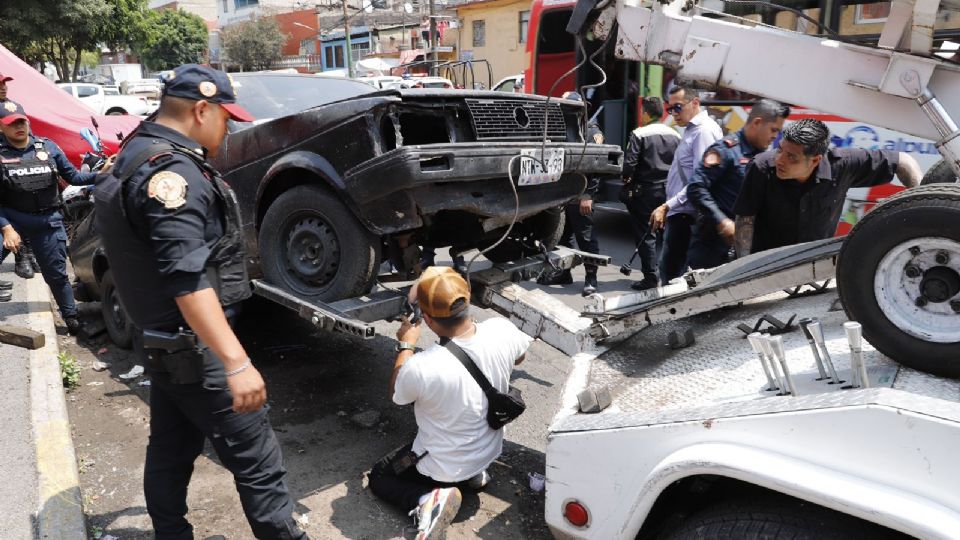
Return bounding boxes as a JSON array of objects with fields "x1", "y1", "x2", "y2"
[
  {"x1": 686, "y1": 99, "x2": 790, "y2": 269},
  {"x1": 0, "y1": 72, "x2": 42, "y2": 283},
  {"x1": 0, "y1": 100, "x2": 96, "y2": 328},
  {"x1": 94, "y1": 65, "x2": 307, "y2": 539},
  {"x1": 733, "y1": 118, "x2": 923, "y2": 257},
  {"x1": 539, "y1": 91, "x2": 602, "y2": 296}
]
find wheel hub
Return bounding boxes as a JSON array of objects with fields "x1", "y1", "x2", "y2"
[
  {"x1": 875, "y1": 237, "x2": 960, "y2": 343},
  {"x1": 920, "y1": 266, "x2": 960, "y2": 303},
  {"x1": 285, "y1": 217, "x2": 340, "y2": 287}
]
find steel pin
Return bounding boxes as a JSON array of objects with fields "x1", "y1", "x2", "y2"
[
  {"x1": 799, "y1": 318, "x2": 828, "y2": 380},
  {"x1": 748, "y1": 332, "x2": 778, "y2": 392},
  {"x1": 844, "y1": 321, "x2": 870, "y2": 388},
  {"x1": 768, "y1": 335, "x2": 798, "y2": 396},
  {"x1": 806, "y1": 320, "x2": 841, "y2": 385}
]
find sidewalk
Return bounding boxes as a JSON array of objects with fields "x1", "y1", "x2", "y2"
[{"x1": 0, "y1": 261, "x2": 85, "y2": 539}]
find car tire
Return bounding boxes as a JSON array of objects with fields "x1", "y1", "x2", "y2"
[
  {"x1": 664, "y1": 495, "x2": 902, "y2": 540},
  {"x1": 482, "y1": 207, "x2": 566, "y2": 263},
  {"x1": 259, "y1": 185, "x2": 379, "y2": 302},
  {"x1": 100, "y1": 270, "x2": 135, "y2": 349},
  {"x1": 920, "y1": 158, "x2": 959, "y2": 185},
  {"x1": 836, "y1": 184, "x2": 960, "y2": 378},
  {"x1": 106, "y1": 108, "x2": 127, "y2": 116}
]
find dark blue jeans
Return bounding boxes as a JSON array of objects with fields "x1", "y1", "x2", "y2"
[
  {"x1": 688, "y1": 220, "x2": 733, "y2": 270},
  {"x1": 0, "y1": 208, "x2": 76, "y2": 318},
  {"x1": 659, "y1": 213, "x2": 696, "y2": 285},
  {"x1": 143, "y1": 346, "x2": 306, "y2": 539}
]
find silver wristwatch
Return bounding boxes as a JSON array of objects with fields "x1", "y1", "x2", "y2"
[{"x1": 395, "y1": 341, "x2": 416, "y2": 353}]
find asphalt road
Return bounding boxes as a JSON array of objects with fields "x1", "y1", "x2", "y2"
[{"x1": 65, "y1": 221, "x2": 641, "y2": 538}]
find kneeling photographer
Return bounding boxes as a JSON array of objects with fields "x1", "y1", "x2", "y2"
[{"x1": 368, "y1": 266, "x2": 532, "y2": 540}]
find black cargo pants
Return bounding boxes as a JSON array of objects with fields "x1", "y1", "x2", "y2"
[{"x1": 142, "y1": 343, "x2": 306, "y2": 540}]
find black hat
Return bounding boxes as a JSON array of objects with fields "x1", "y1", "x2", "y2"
[
  {"x1": 161, "y1": 64, "x2": 254, "y2": 122},
  {"x1": 0, "y1": 100, "x2": 27, "y2": 125}
]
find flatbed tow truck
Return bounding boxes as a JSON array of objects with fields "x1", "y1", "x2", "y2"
[{"x1": 537, "y1": 0, "x2": 960, "y2": 537}]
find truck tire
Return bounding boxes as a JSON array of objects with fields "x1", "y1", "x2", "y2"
[
  {"x1": 665, "y1": 496, "x2": 904, "y2": 540},
  {"x1": 482, "y1": 207, "x2": 565, "y2": 263},
  {"x1": 920, "y1": 158, "x2": 959, "y2": 185},
  {"x1": 100, "y1": 270, "x2": 134, "y2": 349},
  {"x1": 259, "y1": 185, "x2": 379, "y2": 302},
  {"x1": 837, "y1": 184, "x2": 960, "y2": 378}
]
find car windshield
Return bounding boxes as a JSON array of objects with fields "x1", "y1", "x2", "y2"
[{"x1": 230, "y1": 73, "x2": 375, "y2": 127}]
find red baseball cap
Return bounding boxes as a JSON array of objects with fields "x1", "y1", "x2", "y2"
[
  {"x1": 0, "y1": 100, "x2": 28, "y2": 125},
  {"x1": 0, "y1": 73, "x2": 12, "y2": 83}
]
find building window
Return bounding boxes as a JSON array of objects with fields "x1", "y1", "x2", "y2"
[
  {"x1": 854, "y1": 2, "x2": 890, "y2": 24},
  {"x1": 325, "y1": 46, "x2": 345, "y2": 69},
  {"x1": 234, "y1": 0, "x2": 259, "y2": 9},
  {"x1": 472, "y1": 20, "x2": 485, "y2": 47},
  {"x1": 519, "y1": 11, "x2": 530, "y2": 43},
  {"x1": 335, "y1": 45, "x2": 345, "y2": 68},
  {"x1": 351, "y1": 41, "x2": 370, "y2": 59},
  {"x1": 300, "y1": 38, "x2": 314, "y2": 55}
]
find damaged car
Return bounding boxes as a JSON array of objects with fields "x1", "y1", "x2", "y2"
[{"x1": 71, "y1": 72, "x2": 621, "y2": 344}]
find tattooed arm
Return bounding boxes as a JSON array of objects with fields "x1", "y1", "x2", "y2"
[{"x1": 734, "y1": 215, "x2": 755, "y2": 258}]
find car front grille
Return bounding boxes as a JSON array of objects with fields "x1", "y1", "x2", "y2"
[{"x1": 465, "y1": 99, "x2": 567, "y2": 141}]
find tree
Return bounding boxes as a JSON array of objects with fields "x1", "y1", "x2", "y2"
[
  {"x1": 221, "y1": 17, "x2": 289, "y2": 72},
  {"x1": 100, "y1": 0, "x2": 154, "y2": 56},
  {"x1": 136, "y1": 9, "x2": 209, "y2": 71}
]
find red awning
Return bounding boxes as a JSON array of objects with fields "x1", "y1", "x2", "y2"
[{"x1": 1, "y1": 44, "x2": 141, "y2": 166}]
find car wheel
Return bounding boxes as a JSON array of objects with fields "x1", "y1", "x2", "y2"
[
  {"x1": 259, "y1": 185, "x2": 379, "y2": 302},
  {"x1": 482, "y1": 207, "x2": 565, "y2": 263},
  {"x1": 106, "y1": 108, "x2": 127, "y2": 116},
  {"x1": 100, "y1": 270, "x2": 134, "y2": 349},
  {"x1": 920, "y1": 159, "x2": 959, "y2": 185},
  {"x1": 837, "y1": 184, "x2": 960, "y2": 377}
]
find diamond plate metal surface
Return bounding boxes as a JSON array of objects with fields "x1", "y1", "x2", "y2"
[{"x1": 557, "y1": 287, "x2": 960, "y2": 432}]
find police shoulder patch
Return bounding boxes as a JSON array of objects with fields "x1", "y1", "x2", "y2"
[
  {"x1": 147, "y1": 171, "x2": 189, "y2": 209},
  {"x1": 703, "y1": 150, "x2": 722, "y2": 167}
]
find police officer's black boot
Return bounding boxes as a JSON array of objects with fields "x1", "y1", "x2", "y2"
[
  {"x1": 631, "y1": 272, "x2": 659, "y2": 291},
  {"x1": 537, "y1": 269, "x2": 573, "y2": 286},
  {"x1": 581, "y1": 270, "x2": 598, "y2": 297},
  {"x1": 65, "y1": 316, "x2": 81, "y2": 336},
  {"x1": 14, "y1": 249, "x2": 34, "y2": 279},
  {"x1": 0, "y1": 279, "x2": 11, "y2": 302}
]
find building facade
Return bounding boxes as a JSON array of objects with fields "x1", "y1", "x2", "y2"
[
  {"x1": 149, "y1": 0, "x2": 218, "y2": 20},
  {"x1": 456, "y1": 0, "x2": 530, "y2": 85}
]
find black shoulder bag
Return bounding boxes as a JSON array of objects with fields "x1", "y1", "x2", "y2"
[{"x1": 444, "y1": 341, "x2": 525, "y2": 430}]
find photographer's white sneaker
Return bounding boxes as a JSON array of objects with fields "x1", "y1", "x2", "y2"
[{"x1": 413, "y1": 487, "x2": 461, "y2": 540}]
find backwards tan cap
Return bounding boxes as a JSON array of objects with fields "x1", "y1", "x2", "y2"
[{"x1": 417, "y1": 266, "x2": 471, "y2": 318}]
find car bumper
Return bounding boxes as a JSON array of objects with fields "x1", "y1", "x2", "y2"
[{"x1": 343, "y1": 142, "x2": 623, "y2": 234}]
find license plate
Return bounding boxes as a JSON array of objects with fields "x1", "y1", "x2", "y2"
[{"x1": 518, "y1": 148, "x2": 565, "y2": 186}]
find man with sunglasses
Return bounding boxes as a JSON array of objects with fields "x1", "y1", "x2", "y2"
[
  {"x1": 649, "y1": 86, "x2": 722, "y2": 284},
  {"x1": 733, "y1": 118, "x2": 922, "y2": 256}
]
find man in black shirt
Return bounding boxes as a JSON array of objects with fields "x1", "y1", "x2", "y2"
[
  {"x1": 620, "y1": 97, "x2": 680, "y2": 290},
  {"x1": 733, "y1": 119, "x2": 922, "y2": 256}
]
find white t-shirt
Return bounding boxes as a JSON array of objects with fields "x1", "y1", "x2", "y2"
[{"x1": 393, "y1": 317, "x2": 533, "y2": 482}]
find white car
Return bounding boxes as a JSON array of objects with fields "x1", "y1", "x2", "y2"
[
  {"x1": 493, "y1": 74, "x2": 524, "y2": 93},
  {"x1": 356, "y1": 75, "x2": 402, "y2": 89},
  {"x1": 57, "y1": 82, "x2": 151, "y2": 116},
  {"x1": 386, "y1": 76, "x2": 456, "y2": 90}
]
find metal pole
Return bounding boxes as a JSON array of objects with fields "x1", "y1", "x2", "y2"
[
  {"x1": 428, "y1": 0, "x2": 438, "y2": 76},
  {"x1": 342, "y1": 0, "x2": 354, "y2": 78}
]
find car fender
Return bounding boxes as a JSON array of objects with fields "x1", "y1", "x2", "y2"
[
  {"x1": 616, "y1": 442, "x2": 958, "y2": 540},
  {"x1": 255, "y1": 150, "x2": 365, "y2": 222}
]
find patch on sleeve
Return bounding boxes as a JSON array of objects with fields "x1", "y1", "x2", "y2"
[
  {"x1": 147, "y1": 171, "x2": 189, "y2": 210},
  {"x1": 703, "y1": 150, "x2": 722, "y2": 167}
]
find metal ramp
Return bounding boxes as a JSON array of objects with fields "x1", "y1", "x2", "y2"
[
  {"x1": 483, "y1": 238, "x2": 844, "y2": 356},
  {"x1": 250, "y1": 245, "x2": 610, "y2": 340}
]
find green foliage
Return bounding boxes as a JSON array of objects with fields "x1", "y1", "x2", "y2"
[
  {"x1": 136, "y1": 9, "x2": 209, "y2": 72},
  {"x1": 221, "y1": 17, "x2": 289, "y2": 72},
  {"x1": 58, "y1": 351, "x2": 81, "y2": 390}
]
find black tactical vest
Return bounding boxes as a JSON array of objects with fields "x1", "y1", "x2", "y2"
[
  {"x1": 100, "y1": 142, "x2": 251, "y2": 310},
  {"x1": 0, "y1": 139, "x2": 59, "y2": 212}
]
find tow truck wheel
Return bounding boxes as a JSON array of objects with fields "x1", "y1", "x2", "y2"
[
  {"x1": 259, "y1": 185, "x2": 379, "y2": 302},
  {"x1": 100, "y1": 270, "x2": 134, "y2": 349},
  {"x1": 481, "y1": 207, "x2": 565, "y2": 263},
  {"x1": 920, "y1": 158, "x2": 959, "y2": 185},
  {"x1": 837, "y1": 184, "x2": 960, "y2": 377},
  {"x1": 667, "y1": 496, "x2": 901, "y2": 539}
]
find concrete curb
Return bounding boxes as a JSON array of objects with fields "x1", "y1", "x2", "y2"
[{"x1": 26, "y1": 276, "x2": 86, "y2": 538}]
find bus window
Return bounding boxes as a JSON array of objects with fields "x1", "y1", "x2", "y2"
[{"x1": 533, "y1": 8, "x2": 576, "y2": 96}]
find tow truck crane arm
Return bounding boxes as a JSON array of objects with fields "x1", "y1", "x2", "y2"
[{"x1": 576, "y1": 0, "x2": 960, "y2": 176}]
